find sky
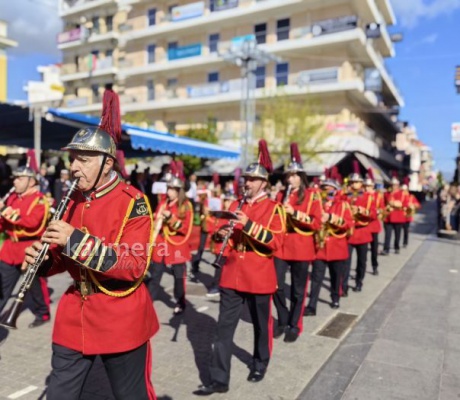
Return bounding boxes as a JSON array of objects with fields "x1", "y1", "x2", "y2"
[{"x1": 2, "y1": 0, "x2": 460, "y2": 176}]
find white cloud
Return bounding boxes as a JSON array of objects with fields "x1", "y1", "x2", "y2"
[
  {"x1": 391, "y1": 0, "x2": 460, "y2": 28},
  {"x1": 420, "y1": 33, "x2": 438, "y2": 44},
  {"x1": 0, "y1": 0, "x2": 62, "y2": 56}
]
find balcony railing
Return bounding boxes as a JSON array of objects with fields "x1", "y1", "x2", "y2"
[{"x1": 61, "y1": 56, "x2": 114, "y2": 76}]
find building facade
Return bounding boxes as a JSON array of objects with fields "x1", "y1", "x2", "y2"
[
  {"x1": 0, "y1": 20, "x2": 18, "y2": 102},
  {"x1": 57, "y1": 0, "x2": 403, "y2": 171}
]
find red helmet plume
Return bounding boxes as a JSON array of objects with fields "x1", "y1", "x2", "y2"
[
  {"x1": 100, "y1": 84, "x2": 122, "y2": 145},
  {"x1": 258, "y1": 139, "x2": 273, "y2": 173}
]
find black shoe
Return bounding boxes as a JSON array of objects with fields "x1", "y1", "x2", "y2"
[
  {"x1": 304, "y1": 307, "x2": 316, "y2": 316},
  {"x1": 193, "y1": 382, "x2": 229, "y2": 396},
  {"x1": 395, "y1": 249, "x2": 400, "y2": 254},
  {"x1": 284, "y1": 329, "x2": 299, "y2": 343},
  {"x1": 380, "y1": 251, "x2": 389, "y2": 256},
  {"x1": 189, "y1": 274, "x2": 199, "y2": 283},
  {"x1": 273, "y1": 325, "x2": 287, "y2": 338},
  {"x1": 353, "y1": 285, "x2": 362, "y2": 292},
  {"x1": 341, "y1": 288, "x2": 348, "y2": 298},
  {"x1": 402, "y1": 244, "x2": 407, "y2": 248},
  {"x1": 373, "y1": 269, "x2": 379, "y2": 276},
  {"x1": 28, "y1": 319, "x2": 50, "y2": 329},
  {"x1": 330, "y1": 302, "x2": 340, "y2": 309},
  {"x1": 247, "y1": 370, "x2": 265, "y2": 383}
]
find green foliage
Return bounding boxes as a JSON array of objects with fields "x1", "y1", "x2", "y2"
[
  {"x1": 256, "y1": 90, "x2": 328, "y2": 165},
  {"x1": 178, "y1": 120, "x2": 218, "y2": 176},
  {"x1": 123, "y1": 112, "x2": 150, "y2": 126}
]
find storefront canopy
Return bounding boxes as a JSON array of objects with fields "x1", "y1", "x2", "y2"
[{"x1": 0, "y1": 103, "x2": 240, "y2": 159}]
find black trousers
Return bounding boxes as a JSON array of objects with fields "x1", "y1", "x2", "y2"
[
  {"x1": 370, "y1": 232, "x2": 379, "y2": 269},
  {"x1": 147, "y1": 262, "x2": 186, "y2": 307},
  {"x1": 28, "y1": 276, "x2": 51, "y2": 320},
  {"x1": 0, "y1": 261, "x2": 21, "y2": 314},
  {"x1": 403, "y1": 222, "x2": 410, "y2": 246},
  {"x1": 383, "y1": 223, "x2": 403, "y2": 252},
  {"x1": 273, "y1": 258, "x2": 309, "y2": 334},
  {"x1": 210, "y1": 256, "x2": 225, "y2": 289},
  {"x1": 343, "y1": 243, "x2": 368, "y2": 290},
  {"x1": 47, "y1": 342, "x2": 155, "y2": 400},
  {"x1": 209, "y1": 288, "x2": 272, "y2": 385},
  {"x1": 308, "y1": 259, "x2": 344, "y2": 309},
  {"x1": 192, "y1": 231, "x2": 208, "y2": 273}
]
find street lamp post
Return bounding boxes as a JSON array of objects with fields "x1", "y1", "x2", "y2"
[{"x1": 221, "y1": 38, "x2": 281, "y2": 168}]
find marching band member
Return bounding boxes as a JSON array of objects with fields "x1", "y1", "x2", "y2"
[
  {"x1": 24, "y1": 102, "x2": 159, "y2": 398},
  {"x1": 381, "y1": 175, "x2": 410, "y2": 255},
  {"x1": 148, "y1": 161, "x2": 194, "y2": 315},
  {"x1": 306, "y1": 176, "x2": 353, "y2": 314},
  {"x1": 343, "y1": 162, "x2": 377, "y2": 294},
  {"x1": 195, "y1": 140, "x2": 284, "y2": 395},
  {"x1": 273, "y1": 143, "x2": 321, "y2": 342},
  {"x1": 0, "y1": 164, "x2": 51, "y2": 327},
  {"x1": 363, "y1": 169, "x2": 385, "y2": 275},
  {"x1": 402, "y1": 178, "x2": 420, "y2": 248}
]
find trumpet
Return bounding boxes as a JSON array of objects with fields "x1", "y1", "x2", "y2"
[
  {"x1": 0, "y1": 179, "x2": 79, "y2": 329},
  {"x1": 211, "y1": 191, "x2": 248, "y2": 269}
]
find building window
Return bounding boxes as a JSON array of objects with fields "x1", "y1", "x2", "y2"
[
  {"x1": 147, "y1": 8, "x2": 156, "y2": 26},
  {"x1": 209, "y1": 33, "x2": 219, "y2": 53},
  {"x1": 147, "y1": 44, "x2": 156, "y2": 64},
  {"x1": 106, "y1": 15, "x2": 113, "y2": 31},
  {"x1": 254, "y1": 23, "x2": 267, "y2": 44},
  {"x1": 167, "y1": 78, "x2": 178, "y2": 88},
  {"x1": 277, "y1": 18, "x2": 290, "y2": 41},
  {"x1": 208, "y1": 72, "x2": 219, "y2": 83},
  {"x1": 167, "y1": 122, "x2": 176, "y2": 133},
  {"x1": 255, "y1": 66, "x2": 265, "y2": 88},
  {"x1": 106, "y1": 49, "x2": 113, "y2": 59},
  {"x1": 168, "y1": 41, "x2": 178, "y2": 51},
  {"x1": 276, "y1": 62, "x2": 289, "y2": 86},
  {"x1": 91, "y1": 84, "x2": 99, "y2": 100},
  {"x1": 92, "y1": 16, "x2": 100, "y2": 34},
  {"x1": 167, "y1": 78, "x2": 178, "y2": 98},
  {"x1": 147, "y1": 80, "x2": 155, "y2": 101}
]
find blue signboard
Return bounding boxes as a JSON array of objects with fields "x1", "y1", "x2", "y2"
[{"x1": 168, "y1": 43, "x2": 202, "y2": 60}]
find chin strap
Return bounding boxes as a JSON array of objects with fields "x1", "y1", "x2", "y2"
[{"x1": 90, "y1": 154, "x2": 108, "y2": 193}]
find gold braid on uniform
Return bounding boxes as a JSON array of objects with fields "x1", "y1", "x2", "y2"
[{"x1": 88, "y1": 195, "x2": 152, "y2": 297}]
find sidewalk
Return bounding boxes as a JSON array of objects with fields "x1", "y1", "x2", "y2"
[
  {"x1": 0, "y1": 201, "x2": 437, "y2": 400},
  {"x1": 300, "y1": 200, "x2": 460, "y2": 400}
]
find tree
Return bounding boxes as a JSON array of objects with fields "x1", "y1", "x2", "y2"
[
  {"x1": 178, "y1": 119, "x2": 218, "y2": 176},
  {"x1": 256, "y1": 90, "x2": 328, "y2": 165}
]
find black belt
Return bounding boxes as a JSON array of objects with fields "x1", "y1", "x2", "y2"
[{"x1": 74, "y1": 279, "x2": 134, "y2": 296}]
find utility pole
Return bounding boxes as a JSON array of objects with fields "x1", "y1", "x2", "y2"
[{"x1": 221, "y1": 38, "x2": 281, "y2": 168}]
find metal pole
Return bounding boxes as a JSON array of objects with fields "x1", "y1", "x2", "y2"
[{"x1": 33, "y1": 108, "x2": 41, "y2": 169}]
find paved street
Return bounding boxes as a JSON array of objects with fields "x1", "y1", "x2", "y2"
[{"x1": 0, "y1": 200, "x2": 445, "y2": 400}]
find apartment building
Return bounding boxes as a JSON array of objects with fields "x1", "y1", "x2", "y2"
[
  {"x1": 0, "y1": 20, "x2": 18, "y2": 102},
  {"x1": 57, "y1": 0, "x2": 403, "y2": 168}
]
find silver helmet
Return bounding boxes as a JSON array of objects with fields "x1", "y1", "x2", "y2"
[{"x1": 62, "y1": 127, "x2": 116, "y2": 158}]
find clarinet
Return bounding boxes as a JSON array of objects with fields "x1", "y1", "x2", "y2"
[
  {"x1": 284, "y1": 185, "x2": 292, "y2": 205},
  {"x1": 0, "y1": 187, "x2": 15, "y2": 213},
  {"x1": 211, "y1": 190, "x2": 248, "y2": 269},
  {"x1": 0, "y1": 179, "x2": 79, "y2": 329}
]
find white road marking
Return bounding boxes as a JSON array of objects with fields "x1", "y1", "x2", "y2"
[
  {"x1": 449, "y1": 269, "x2": 458, "y2": 273},
  {"x1": 7, "y1": 386, "x2": 38, "y2": 399},
  {"x1": 197, "y1": 306, "x2": 209, "y2": 312}
]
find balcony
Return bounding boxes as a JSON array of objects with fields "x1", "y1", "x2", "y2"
[
  {"x1": 59, "y1": 0, "x2": 116, "y2": 18},
  {"x1": 58, "y1": 28, "x2": 119, "y2": 50},
  {"x1": 60, "y1": 57, "x2": 117, "y2": 82}
]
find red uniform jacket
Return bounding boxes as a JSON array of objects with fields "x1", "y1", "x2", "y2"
[
  {"x1": 275, "y1": 188, "x2": 321, "y2": 261},
  {"x1": 406, "y1": 193, "x2": 421, "y2": 223},
  {"x1": 0, "y1": 190, "x2": 48, "y2": 265},
  {"x1": 46, "y1": 176, "x2": 159, "y2": 355},
  {"x1": 315, "y1": 198, "x2": 353, "y2": 261},
  {"x1": 347, "y1": 191, "x2": 377, "y2": 245},
  {"x1": 384, "y1": 189, "x2": 410, "y2": 224},
  {"x1": 368, "y1": 191, "x2": 384, "y2": 234},
  {"x1": 220, "y1": 193, "x2": 285, "y2": 294},
  {"x1": 152, "y1": 198, "x2": 193, "y2": 265}
]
